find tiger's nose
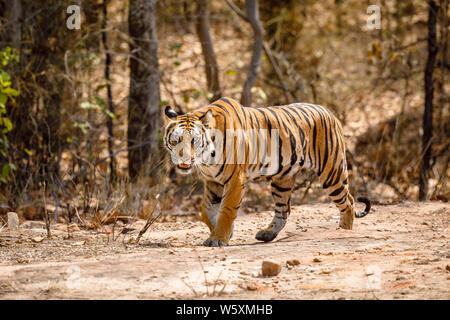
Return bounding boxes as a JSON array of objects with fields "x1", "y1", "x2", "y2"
[{"x1": 178, "y1": 146, "x2": 192, "y2": 162}]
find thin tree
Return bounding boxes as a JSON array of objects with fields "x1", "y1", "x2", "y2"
[
  {"x1": 195, "y1": 0, "x2": 222, "y2": 102},
  {"x1": 240, "y1": 0, "x2": 264, "y2": 107},
  {"x1": 225, "y1": 0, "x2": 293, "y2": 104},
  {"x1": 419, "y1": 0, "x2": 438, "y2": 200},
  {"x1": 102, "y1": 0, "x2": 116, "y2": 183},
  {"x1": 128, "y1": 0, "x2": 161, "y2": 180}
]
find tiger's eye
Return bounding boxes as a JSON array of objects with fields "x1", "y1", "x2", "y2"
[{"x1": 172, "y1": 136, "x2": 181, "y2": 145}]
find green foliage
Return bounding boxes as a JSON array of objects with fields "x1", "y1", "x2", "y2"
[
  {"x1": 0, "y1": 47, "x2": 19, "y2": 183},
  {"x1": 79, "y1": 96, "x2": 115, "y2": 121}
]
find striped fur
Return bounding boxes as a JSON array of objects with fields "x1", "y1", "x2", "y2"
[{"x1": 164, "y1": 97, "x2": 370, "y2": 247}]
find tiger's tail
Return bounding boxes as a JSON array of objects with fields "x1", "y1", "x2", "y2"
[{"x1": 355, "y1": 197, "x2": 371, "y2": 218}]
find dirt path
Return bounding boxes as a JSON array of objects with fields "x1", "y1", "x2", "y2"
[{"x1": 0, "y1": 201, "x2": 449, "y2": 299}]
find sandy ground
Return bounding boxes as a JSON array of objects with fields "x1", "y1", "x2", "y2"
[{"x1": 0, "y1": 201, "x2": 449, "y2": 300}]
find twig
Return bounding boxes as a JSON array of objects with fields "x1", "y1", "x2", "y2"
[
  {"x1": 100, "y1": 195, "x2": 125, "y2": 225},
  {"x1": 42, "y1": 182, "x2": 52, "y2": 238},
  {"x1": 135, "y1": 194, "x2": 161, "y2": 244},
  {"x1": 181, "y1": 278, "x2": 199, "y2": 297},
  {"x1": 74, "y1": 207, "x2": 87, "y2": 227}
]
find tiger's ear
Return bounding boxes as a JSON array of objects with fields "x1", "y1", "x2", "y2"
[
  {"x1": 201, "y1": 109, "x2": 213, "y2": 128},
  {"x1": 165, "y1": 106, "x2": 178, "y2": 120}
]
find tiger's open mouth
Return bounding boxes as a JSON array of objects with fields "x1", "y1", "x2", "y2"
[{"x1": 177, "y1": 163, "x2": 191, "y2": 172}]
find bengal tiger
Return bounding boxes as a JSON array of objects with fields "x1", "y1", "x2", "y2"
[{"x1": 164, "y1": 97, "x2": 371, "y2": 247}]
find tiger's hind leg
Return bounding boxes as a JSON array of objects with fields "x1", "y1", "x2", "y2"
[
  {"x1": 255, "y1": 178, "x2": 294, "y2": 242},
  {"x1": 319, "y1": 161, "x2": 355, "y2": 230}
]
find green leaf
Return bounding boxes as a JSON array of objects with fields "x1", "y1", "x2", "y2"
[
  {"x1": 80, "y1": 101, "x2": 100, "y2": 110},
  {"x1": 226, "y1": 69, "x2": 236, "y2": 76},
  {"x1": 73, "y1": 121, "x2": 90, "y2": 134},
  {"x1": 1, "y1": 71, "x2": 10, "y2": 83},
  {"x1": 2, "y1": 117, "x2": 12, "y2": 132},
  {"x1": 3, "y1": 88, "x2": 19, "y2": 97},
  {"x1": 24, "y1": 148, "x2": 32, "y2": 156},
  {"x1": 251, "y1": 86, "x2": 267, "y2": 101},
  {"x1": 159, "y1": 100, "x2": 169, "y2": 107},
  {"x1": 193, "y1": 91, "x2": 201, "y2": 100},
  {"x1": 95, "y1": 84, "x2": 107, "y2": 91},
  {"x1": 93, "y1": 96, "x2": 106, "y2": 107},
  {"x1": 0, "y1": 93, "x2": 6, "y2": 107},
  {"x1": 105, "y1": 110, "x2": 115, "y2": 119},
  {"x1": 168, "y1": 43, "x2": 183, "y2": 51},
  {"x1": 1, "y1": 164, "x2": 10, "y2": 182}
]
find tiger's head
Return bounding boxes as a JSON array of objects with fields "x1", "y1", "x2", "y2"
[{"x1": 163, "y1": 106, "x2": 215, "y2": 175}]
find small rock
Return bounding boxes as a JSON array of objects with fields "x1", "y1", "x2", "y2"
[
  {"x1": 261, "y1": 260, "x2": 282, "y2": 277},
  {"x1": 246, "y1": 283, "x2": 258, "y2": 291},
  {"x1": 313, "y1": 258, "x2": 322, "y2": 263},
  {"x1": 7, "y1": 212, "x2": 19, "y2": 229},
  {"x1": 446, "y1": 265, "x2": 450, "y2": 272},
  {"x1": 286, "y1": 259, "x2": 301, "y2": 266},
  {"x1": 32, "y1": 236, "x2": 45, "y2": 243}
]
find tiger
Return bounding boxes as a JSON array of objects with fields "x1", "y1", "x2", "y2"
[{"x1": 164, "y1": 97, "x2": 371, "y2": 247}]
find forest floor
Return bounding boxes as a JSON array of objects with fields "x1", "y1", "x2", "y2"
[{"x1": 0, "y1": 201, "x2": 448, "y2": 300}]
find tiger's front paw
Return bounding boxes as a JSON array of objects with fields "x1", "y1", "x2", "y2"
[
  {"x1": 203, "y1": 237, "x2": 227, "y2": 247},
  {"x1": 255, "y1": 229, "x2": 277, "y2": 242}
]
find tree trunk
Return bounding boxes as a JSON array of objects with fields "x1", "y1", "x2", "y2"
[
  {"x1": 419, "y1": 0, "x2": 438, "y2": 201},
  {"x1": 195, "y1": 0, "x2": 222, "y2": 102},
  {"x1": 241, "y1": 0, "x2": 264, "y2": 107},
  {"x1": 128, "y1": 0, "x2": 161, "y2": 180},
  {"x1": 102, "y1": 0, "x2": 116, "y2": 184},
  {"x1": 0, "y1": 0, "x2": 22, "y2": 49}
]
